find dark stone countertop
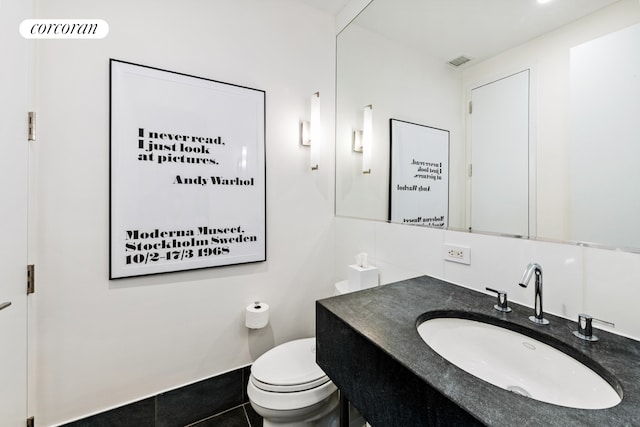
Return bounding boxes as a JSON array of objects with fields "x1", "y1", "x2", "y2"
[{"x1": 315, "y1": 275, "x2": 640, "y2": 427}]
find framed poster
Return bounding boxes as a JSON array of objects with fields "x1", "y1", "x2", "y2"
[
  {"x1": 110, "y1": 59, "x2": 266, "y2": 279},
  {"x1": 389, "y1": 119, "x2": 449, "y2": 228}
]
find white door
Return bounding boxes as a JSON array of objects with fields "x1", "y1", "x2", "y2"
[
  {"x1": 0, "y1": 0, "x2": 31, "y2": 425},
  {"x1": 469, "y1": 70, "x2": 530, "y2": 237}
]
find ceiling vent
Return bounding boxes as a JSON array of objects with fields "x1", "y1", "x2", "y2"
[{"x1": 448, "y1": 55, "x2": 472, "y2": 67}]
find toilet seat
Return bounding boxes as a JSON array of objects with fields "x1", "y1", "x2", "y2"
[
  {"x1": 248, "y1": 376, "x2": 337, "y2": 412},
  {"x1": 251, "y1": 373, "x2": 330, "y2": 393},
  {"x1": 247, "y1": 338, "x2": 338, "y2": 412},
  {"x1": 250, "y1": 337, "x2": 329, "y2": 392}
]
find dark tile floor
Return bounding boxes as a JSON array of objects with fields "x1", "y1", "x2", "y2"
[
  {"x1": 61, "y1": 366, "x2": 262, "y2": 427},
  {"x1": 189, "y1": 403, "x2": 262, "y2": 427}
]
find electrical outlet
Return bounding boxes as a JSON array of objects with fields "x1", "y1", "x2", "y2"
[{"x1": 444, "y1": 244, "x2": 471, "y2": 265}]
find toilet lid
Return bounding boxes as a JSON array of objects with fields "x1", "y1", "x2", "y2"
[{"x1": 251, "y1": 338, "x2": 330, "y2": 392}]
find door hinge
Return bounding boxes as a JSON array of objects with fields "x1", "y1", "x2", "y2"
[
  {"x1": 28, "y1": 112, "x2": 36, "y2": 141},
  {"x1": 468, "y1": 101, "x2": 473, "y2": 114},
  {"x1": 27, "y1": 416, "x2": 34, "y2": 427},
  {"x1": 468, "y1": 163, "x2": 473, "y2": 178},
  {"x1": 27, "y1": 264, "x2": 35, "y2": 295}
]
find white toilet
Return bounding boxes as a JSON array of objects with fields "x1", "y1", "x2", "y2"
[
  {"x1": 247, "y1": 337, "x2": 340, "y2": 427},
  {"x1": 247, "y1": 282, "x2": 372, "y2": 426}
]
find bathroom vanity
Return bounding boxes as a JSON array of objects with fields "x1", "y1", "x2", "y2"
[{"x1": 315, "y1": 276, "x2": 640, "y2": 426}]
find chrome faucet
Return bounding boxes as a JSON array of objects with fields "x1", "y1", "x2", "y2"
[{"x1": 519, "y1": 262, "x2": 549, "y2": 325}]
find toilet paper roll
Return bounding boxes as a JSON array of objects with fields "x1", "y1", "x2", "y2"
[{"x1": 245, "y1": 301, "x2": 269, "y2": 329}]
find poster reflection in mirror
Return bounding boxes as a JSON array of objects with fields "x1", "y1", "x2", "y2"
[{"x1": 389, "y1": 119, "x2": 449, "y2": 228}]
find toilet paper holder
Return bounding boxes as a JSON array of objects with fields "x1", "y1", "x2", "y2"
[{"x1": 246, "y1": 301, "x2": 270, "y2": 329}]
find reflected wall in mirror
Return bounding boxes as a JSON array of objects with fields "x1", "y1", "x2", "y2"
[{"x1": 335, "y1": 0, "x2": 640, "y2": 251}]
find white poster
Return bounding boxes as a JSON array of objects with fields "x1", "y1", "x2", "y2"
[
  {"x1": 110, "y1": 60, "x2": 266, "y2": 279},
  {"x1": 389, "y1": 119, "x2": 449, "y2": 228}
]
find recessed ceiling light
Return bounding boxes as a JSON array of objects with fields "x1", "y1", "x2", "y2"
[{"x1": 537, "y1": 0, "x2": 553, "y2": 4}]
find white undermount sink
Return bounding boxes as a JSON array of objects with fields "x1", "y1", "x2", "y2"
[{"x1": 417, "y1": 317, "x2": 621, "y2": 409}]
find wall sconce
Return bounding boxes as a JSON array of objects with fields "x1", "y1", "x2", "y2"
[
  {"x1": 362, "y1": 104, "x2": 373, "y2": 174},
  {"x1": 300, "y1": 92, "x2": 320, "y2": 170},
  {"x1": 352, "y1": 104, "x2": 372, "y2": 174},
  {"x1": 352, "y1": 130, "x2": 363, "y2": 152}
]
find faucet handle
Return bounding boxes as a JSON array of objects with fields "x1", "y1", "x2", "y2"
[
  {"x1": 573, "y1": 313, "x2": 615, "y2": 342},
  {"x1": 485, "y1": 287, "x2": 512, "y2": 313}
]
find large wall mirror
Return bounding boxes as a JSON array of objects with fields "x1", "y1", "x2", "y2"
[{"x1": 336, "y1": 0, "x2": 640, "y2": 251}]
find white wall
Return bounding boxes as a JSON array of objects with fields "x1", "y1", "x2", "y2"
[
  {"x1": 334, "y1": 216, "x2": 640, "y2": 341},
  {"x1": 569, "y1": 22, "x2": 640, "y2": 248},
  {"x1": 31, "y1": 0, "x2": 336, "y2": 425}
]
